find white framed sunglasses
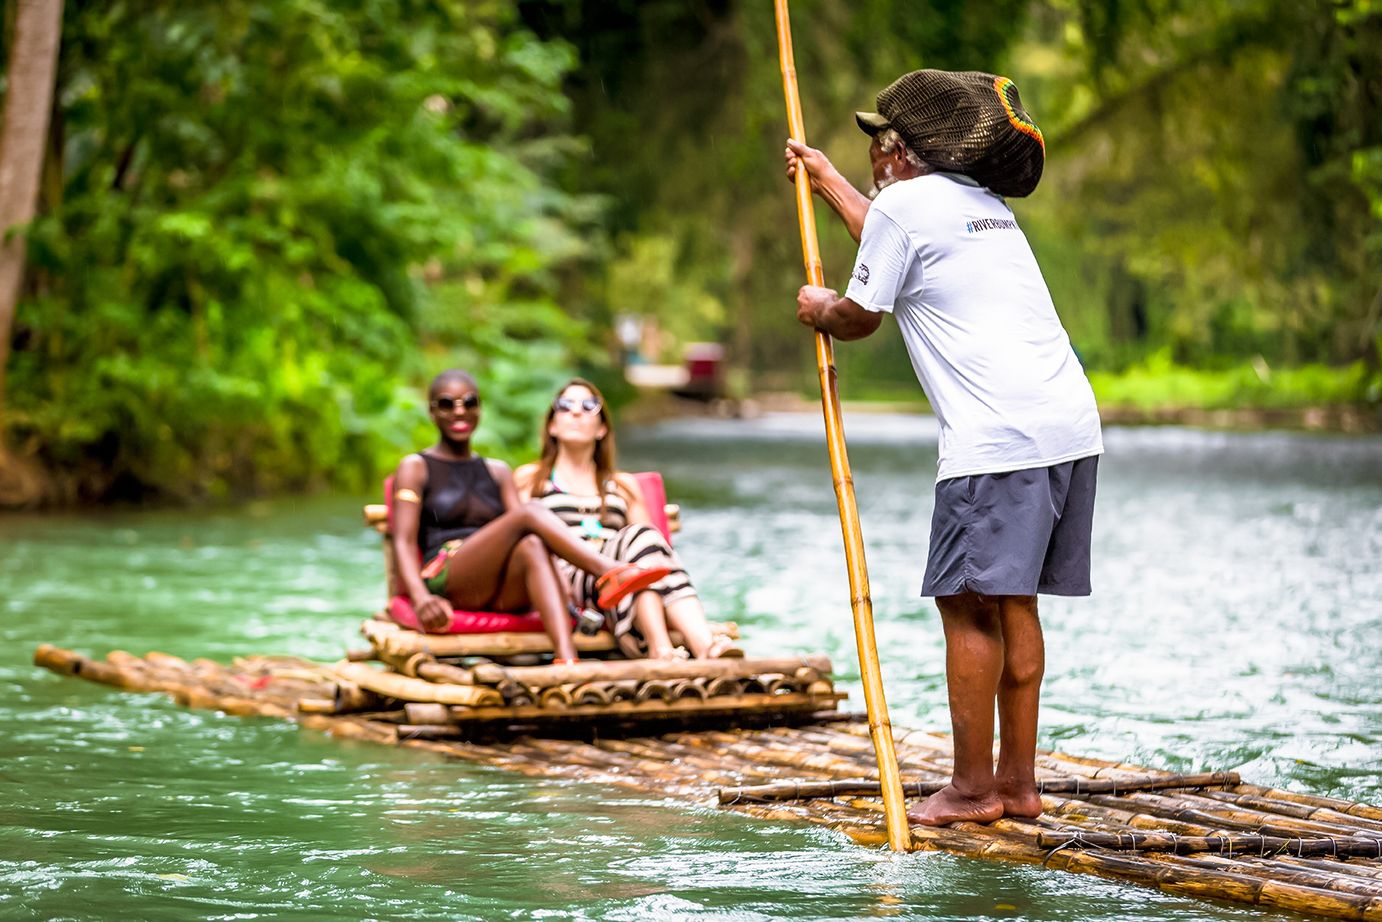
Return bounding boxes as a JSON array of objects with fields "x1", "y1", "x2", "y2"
[{"x1": 553, "y1": 396, "x2": 601, "y2": 414}]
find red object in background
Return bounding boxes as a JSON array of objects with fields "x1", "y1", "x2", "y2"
[{"x1": 680, "y1": 343, "x2": 725, "y2": 399}]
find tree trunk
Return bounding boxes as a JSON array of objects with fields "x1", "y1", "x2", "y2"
[{"x1": 0, "y1": 0, "x2": 64, "y2": 429}]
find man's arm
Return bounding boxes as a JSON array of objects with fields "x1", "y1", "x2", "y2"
[
  {"x1": 796, "y1": 285, "x2": 883, "y2": 341},
  {"x1": 785, "y1": 140, "x2": 871, "y2": 242}
]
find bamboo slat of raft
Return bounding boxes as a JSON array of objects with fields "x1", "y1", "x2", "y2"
[
  {"x1": 1159, "y1": 789, "x2": 1382, "y2": 838},
  {"x1": 1037, "y1": 830, "x2": 1382, "y2": 858},
  {"x1": 33, "y1": 645, "x2": 1382, "y2": 922},
  {"x1": 1203, "y1": 789, "x2": 1382, "y2": 831},
  {"x1": 1187, "y1": 856, "x2": 1382, "y2": 900},
  {"x1": 717, "y1": 771, "x2": 1243, "y2": 804},
  {"x1": 425, "y1": 690, "x2": 843, "y2": 724},
  {"x1": 360, "y1": 619, "x2": 741, "y2": 658},
  {"x1": 1090, "y1": 791, "x2": 1379, "y2": 841},
  {"x1": 592, "y1": 737, "x2": 787, "y2": 788},
  {"x1": 331, "y1": 661, "x2": 503, "y2": 707},
  {"x1": 467, "y1": 655, "x2": 830, "y2": 688}
]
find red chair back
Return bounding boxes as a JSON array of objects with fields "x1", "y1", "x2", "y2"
[{"x1": 633, "y1": 471, "x2": 671, "y2": 543}]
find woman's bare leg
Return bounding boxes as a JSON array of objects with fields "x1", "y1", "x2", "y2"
[
  {"x1": 631, "y1": 591, "x2": 678, "y2": 659},
  {"x1": 664, "y1": 596, "x2": 716, "y2": 658},
  {"x1": 479, "y1": 534, "x2": 578, "y2": 661},
  {"x1": 441, "y1": 502, "x2": 617, "y2": 609}
]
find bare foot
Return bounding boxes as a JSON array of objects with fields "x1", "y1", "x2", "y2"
[
  {"x1": 906, "y1": 785, "x2": 1003, "y2": 827},
  {"x1": 997, "y1": 783, "x2": 1043, "y2": 818},
  {"x1": 700, "y1": 635, "x2": 745, "y2": 659}
]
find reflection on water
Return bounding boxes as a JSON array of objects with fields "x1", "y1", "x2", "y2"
[{"x1": 2, "y1": 414, "x2": 1377, "y2": 919}]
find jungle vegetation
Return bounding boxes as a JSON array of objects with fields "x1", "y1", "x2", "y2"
[{"x1": 0, "y1": 0, "x2": 1377, "y2": 504}]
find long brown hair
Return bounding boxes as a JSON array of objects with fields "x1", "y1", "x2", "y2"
[{"x1": 531, "y1": 378, "x2": 628, "y2": 515}]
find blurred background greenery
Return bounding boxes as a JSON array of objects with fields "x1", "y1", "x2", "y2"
[{"x1": 1, "y1": 0, "x2": 1378, "y2": 505}]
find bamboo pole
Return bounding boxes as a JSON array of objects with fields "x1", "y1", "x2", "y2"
[
  {"x1": 571, "y1": 683, "x2": 614, "y2": 706},
  {"x1": 330, "y1": 661, "x2": 502, "y2": 707},
  {"x1": 435, "y1": 692, "x2": 837, "y2": 725},
  {"x1": 468, "y1": 655, "x2": 832, "y2": 689},
  {"x1": 1037, "y1": 831, "x2": 1382, "y2": 859},
  {"x1": 397, "y1": 724, "x2": 464, "y2": 741},
  {"x1": 635, "y1": 680, "x2": 675, "y2": 703},
  {"x1": 362, "y1": 619, "x2": 739, "y2": 658},
  {"x1": 773, "y1": 0, "x2": 909, "y2": 853},
  {"x1": 718, "y1": 771, "x2": 1243, "y2": 805},
  {"x1": 404, "y1": 702, "x2": 452, "y2": 725}
]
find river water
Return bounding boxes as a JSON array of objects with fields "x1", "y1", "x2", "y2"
[{"x1": 2, "y1": 414, "x2": 1379, "y2": 920}]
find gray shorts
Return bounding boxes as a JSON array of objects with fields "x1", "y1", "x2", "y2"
[{"x1": 921, "y1": 455, "x2": 1099, "y2": 598}]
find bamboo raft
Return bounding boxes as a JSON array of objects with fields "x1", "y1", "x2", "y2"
[{"x1": 34, "y1": 642, "x2": 1382, "y2": 920}]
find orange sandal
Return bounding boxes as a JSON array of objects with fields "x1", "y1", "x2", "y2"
[{"x1": 595, "y1": 562, "x2": 673, "y2": 609}]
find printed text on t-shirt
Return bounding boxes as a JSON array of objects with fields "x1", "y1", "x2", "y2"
[{"x1": 965, "y1": 218, "x2": 1018, "y2": 233}]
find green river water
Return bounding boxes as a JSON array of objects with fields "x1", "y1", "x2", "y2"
[{"x1": 2, "y1": 414, "x2": 1379, "y2": 921}]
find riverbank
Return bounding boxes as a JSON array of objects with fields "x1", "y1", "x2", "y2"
[
  {"x1": 624, "y1": 356, "x2": 1381, "y2": 433},
  {"x1": 623, "y1": 390, "x2": 1381, "y2": 434}
]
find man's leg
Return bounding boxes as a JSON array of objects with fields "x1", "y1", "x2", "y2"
[
  {"x1": 995, "y1": 594, "x2": 1044, "y2": 817},
  {"x1": 907, "y1": 591, "x2": 1005, "y2": 826}
]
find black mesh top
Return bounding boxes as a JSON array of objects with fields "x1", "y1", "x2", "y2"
[{"x1": 418, "y1": 454, "x2": 504, "y2": 562}]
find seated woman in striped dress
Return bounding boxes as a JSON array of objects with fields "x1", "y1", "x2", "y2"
[
  {"x1": 515, "y1": 378, "x2": 741, "y2": 660},
  {"x1": 392, "y1": 370, "x2": 672, "y2": 660}
]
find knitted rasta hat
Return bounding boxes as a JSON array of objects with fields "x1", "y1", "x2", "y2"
[{"x1": 855, "y1": 69, "x2": 1045, "y2": 197}]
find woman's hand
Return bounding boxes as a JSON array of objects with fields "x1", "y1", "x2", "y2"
[{"x1": 413, "y1": 593, "x2": 453, "y2": 633}]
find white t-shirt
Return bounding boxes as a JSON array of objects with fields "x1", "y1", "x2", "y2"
[{"x1": 844, "y1": 173, "x2": 1103, "y2": 482}]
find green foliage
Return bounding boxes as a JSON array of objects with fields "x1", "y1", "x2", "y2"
[
  {"x1": 6, "y1": 0, "x2": 1380, "y2": 507},
  {"x1": 525, "y1": 0, "x2": 1379, "y2": 393},
  {"x1": 7, "y1": 0, "x2": 592, "y2": 501},
  {"x1": 518, "y1": 0, "x2": 1036, "y2": 391},
  {"x1": 1088, "y1": 350, "x2": 1381, "y2": 408},
  {"x1": 1013, "y1": 0, "x2": 1381, "y2": 370},
  {"x1": 604, "y1": 234, "x2": 724, "y2": 362}
]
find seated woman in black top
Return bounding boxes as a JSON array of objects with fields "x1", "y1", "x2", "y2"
[{"x1": 391, "y1": 370, "x2": 669, "y2": 662}]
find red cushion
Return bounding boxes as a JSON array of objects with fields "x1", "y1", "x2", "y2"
[{"x1": 388, "y1": 595, "x2": 546, "y2": 634}]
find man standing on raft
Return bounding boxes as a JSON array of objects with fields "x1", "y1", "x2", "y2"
[{"x1": 785, "y1": 70, "x2": 1103, "y2": 826}]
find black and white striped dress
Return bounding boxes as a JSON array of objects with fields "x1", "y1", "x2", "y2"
[{"x1": 537, "y1": 477, "x2": 698, "y2": 656}]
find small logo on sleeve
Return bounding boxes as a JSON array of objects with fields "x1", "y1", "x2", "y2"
[
  {"x1": 852, "y1": 263, "x2": 870, "y2": 284},
  {"x1": 966, "y1": 218, "x2": 1018, "y2": 234}
]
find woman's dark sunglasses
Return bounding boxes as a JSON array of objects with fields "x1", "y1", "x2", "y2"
[
  {"x1": 553, "y1": 396, "x2": 601, "y2": 414},
  {"x1": 431, "y1": 393, "x2": 480, "y2": 412}
]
